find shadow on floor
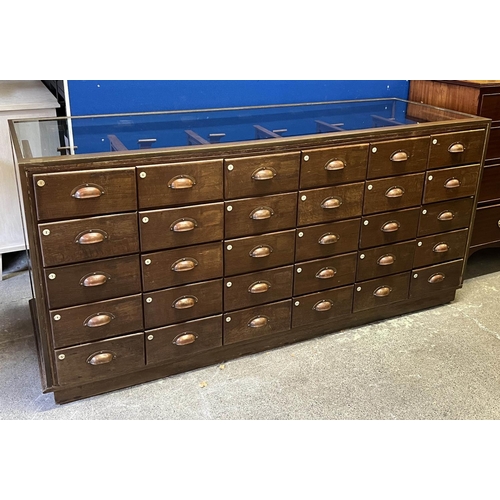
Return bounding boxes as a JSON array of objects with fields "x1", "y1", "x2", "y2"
[
  {"x1": 2, "y1": 251, "x2": 29, "y2": 279},
  {"x1": 465, "y1": 248, "x2": 500, "y2": 280}
]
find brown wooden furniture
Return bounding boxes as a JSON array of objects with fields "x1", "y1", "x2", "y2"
[
  {"x1": 9, "y1": 99, "x2": 490, "y2": 403},
  {"x1": 409, "y1": 81, "x2": 500, "y2": 255}
]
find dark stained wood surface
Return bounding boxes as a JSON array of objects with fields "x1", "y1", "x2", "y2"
[
  {"x1": 410, "y1": 259, "x2": 464, "y2": 298},
  {"x1": 414, "y1": 229, "x2": 468, "y2": 268},
  {"x1": 418, "y1": 197, "x2": 474, "y2": 236}
]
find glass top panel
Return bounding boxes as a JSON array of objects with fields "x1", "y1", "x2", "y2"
[{"x1": 11, "y1": 98, "x2": 480, "y2": 160}]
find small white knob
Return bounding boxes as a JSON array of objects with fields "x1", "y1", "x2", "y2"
[
  {"x1": 301, "y1": 195, "x2": 307, "y2": 201},
  {"x1": 226, "y1": 244, "x2": 233, "y2": 251},
  {"x1": 303, "y1": 155, "x2": 310, "y2": 161},
  {"x1": 139, "y1": 172, "x2": 147, "y2": 178},
  {"x1": 48, "y1": 273, "x2": 56, "y2": 280},
  {"x1": 37, "y1": 179, "x2": 45, "y2": 187},
  {"x1": 145, "y1": 259, "x2": 152, "y2": 265},
  {"x1": 226, "y1": 282, "x2": 232, "y2": 288},
  {"x1": 226, "y1": 317, "x2": 231, "y2": 323},
  {"x1": 53, "y1": 314, "x2": 61, "y2": 321},
  {"x1": 142, "y1": 217, "x2": 149, "y2": 223},
  {"x1": 146, "y1": 297, "x2": 153, "y2": 303},
  {"x1": 42, "y1": 229, "x2": 50, "y2": 236},
  {"x1": 227, "y1": 164, "x2": 234, "y2": 171},
  {"x1": 372, "y1": 147, "x2": 378, "y2": 153},
  {"x1": 147, "y1": 335, "x2": 154, "y2": 341},
  {"x1": 294, "y1": 301, "x2": 300, "y2": 306},
  {"x1": 58, "y1": 354, "x2": 65, "y2": 360}
]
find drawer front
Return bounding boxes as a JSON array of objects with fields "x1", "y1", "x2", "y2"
[
  {"x1": 367, "y1": 136, "x2": 430, "y2": 179},
  {"x1": 418, "y1": 197, "x2": 474, "y2": 236},
  {"x1": 356, "y1": 241, "x2": 416, "y2": 281},
  {"x1": 146, "y1": 315, "x2": 223, "y2": 365},
  {"x1": 485, "y1": 126, "x2": 500, "y2": 161},
  {"x1": 414, "y1": 229, "x2": 468, "y2": 268},
  {"x1": 292, "y1": 285, "x2": 354, "y2": 328},
  {"x1": 297, "y1": 183, "x2": 364, "y2": 226},
  {"x1": 470, "y1": 204, "x2": 500, "y2": 247},
  {"x1": 44, "y1": 255, "x2": 141, "y2": 309},
  {"x1": 139, "y1": 202, "x2": 224, "y2": 252},
  {"x1": 295, "y1": 219, "x2": 360, "y2": 262},
  {"x1": 224, "y1": 266, "x2": 293, "y2": 311},
  {"x1": 478, "y1": 165, "x2": 500, "y2": 203},
  {"x1": 144, "y1": 279, "x2": 223, "y2": 329},
  {"x1": 410, "y1": 260, "x2": 463, "y2": 298},
  {"x1": 224, "y1": 193, "x2": 298, "y2": 239},
  {"x1": 363, "y1": 173, "x2": 425, "y2": 215},
  {"x1": 137, "y1": 159, "x2": 223, "y2": 209},
  {"x1": 224, "y1": 152, "x2": 300, "y2": 199},
  {"x1": 39, "y1": 213, "x2": 139, "y2": 267},
  {"x1": 423, "y1": 164, "x2": 480, "y2": 204},
  {"x1": 223, "y1": 300, "x2": 292, "y2": 345},
  {"x1": 300, "y1": 143, "x2": 368, "y2": 188},
  {"x1": 54, "y1": 332, "x2": 145, "y2": 386},
  {"x1": 359, "y1": 208, "x2": 420, "y2": 249},
  {"x1": 33, "y1": 168, "x2": 137, "y2": 221},
  {"x1": 224, "y1": 230, "x2": 296, "y2": 276},
  {"x1": 353, "y1": 272, "x2": 410, "y2": 313},
  {"x1": 479, "y1": 93, "x2": 500, "y2": 121},
  {"x1": 293, "y1": 252, "x2": 357, "y2": 296},
  {"x1": 428, "y1": 129, "x2": 486, "y2": 169},
  {"x1": 142, "y1": 242, "x2": 223, "y2": 292},
  {"x1": 50, "y1": 294, "x2": 144, "y2": 349}
]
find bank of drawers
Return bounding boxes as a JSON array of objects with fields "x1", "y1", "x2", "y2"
[{"x1": 32, "y1": 129, "x2": 484, "y2": 387}]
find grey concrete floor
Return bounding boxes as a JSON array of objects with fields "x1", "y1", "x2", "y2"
[{"x1": 1, "y1": 249, "x2": 500, "y2": 420}]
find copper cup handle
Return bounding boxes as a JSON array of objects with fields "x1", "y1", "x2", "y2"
[
  {"x1": 313, "y1": 299, "x2": 333, "y2": 312},
  {"x1": 172, "y1": 295, "x2": 198, "y2": 309},
  {"x1": 249, "y1": 245, "x2": 273, "y2": 258},
  {"x1": 172, "y1": 332, "x2": 198, "y2": 346},
  {"x1": 325, "y1": 159, "x2": 345, "y2": 171},
  {"x1": 318, "y1": 233, "x2": 339, "y2": 245},
  {"x1": 377, "y1": 254, "x2": 395, "y2": 266},
  {"x1": 444, "y1": 178, "x2": 461, "y2": 189},
  {"x1": 250, "y1": 207, "x2": 274, "y2": 220},
  {"x1": 71, "y1": 183, "x2": 105, "y2": 199},
  {"x1": 248, "y1": 316, "x2": 269, "y2": 328},
  {"x1": 321, "y1": 197, "x2": 342, "y2": 209},
  {"x1": 170, "y1": 218, "x2": 197, "y2": 232},
  {"x1": 438, "y1": 210, "x2": 454, "y2": 221},
  {"x1": 448, "y1": 143, "x2": 465, "y2": 154},
  {"x1": 168, "y1": 175, "x2": 196, "y2": 189},
  {"x1": 385, "y1": 186, "x2": 405, "y2": 198},
  {"x1": 373, "y1": 286, "x2": 392, "y2": 297},
  {"x1": 390, "y1": 151, "x2": 409, "y2": 162},
  {"x1": 80, "y1": 272, "x2": 110, "y2": 287},
  {"x1": 248, "y1": 281, "x2": 271, "y2": 294},
  {"x1": 75, "y1": 229, "x2": 108, "y2": 245},
  {"x1": 171, "y1": 258, "x2": 198, "y2": 272},
  {"x1": 251, "y1": 167, "x2": 277, "y2": 181},
  {"x1": 381, "y1": 221, "x2": 400, "y2": 232},
  {"x1": 428, "y1": 273, "x2": 445, "y2": 283},
  {"x1": 316, "y1": 267, "x2": 336, "y2": 279},
  {"x1": 87, "y1": 351, "x2": 115, "y2": 365},
  {"x1": 433, "y1": 243, "x2": 449, "y2": 253},
  {"x1": 83, "y1": 312, "x2": 115, "y2": 328}
]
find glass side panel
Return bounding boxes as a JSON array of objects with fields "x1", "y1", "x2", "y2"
[{"x1": 11, "y1": 98, "x2": 480, "y2": 160}]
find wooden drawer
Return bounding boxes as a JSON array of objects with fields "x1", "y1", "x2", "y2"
[
  {"x1": 44, "y1": 255, "x2": 141, "y2": 309},
  {"x1": 367, "y1": 136, "x2": 429, "y2": 179},
  {"x1": 224, "y1": 230, "x2": 296, "y2": 276},
  {"x1": 223, "y1": 300, "x2": 291, "y2": 345},
  {"x1": 137, "y1": 159, "x2": 223, "y2": 209},
  {"x1": 363, "y1": 173, "x2": 425, "y2": 215},
  {"x1": 299, "y1": 143, "x2": 368, "y2": 188},
  {"x1": 470, "y1": 204, "x2": 500, "y2": 247},
  {"x1": 145, "y1": 315, "x2": 223, "y2": 365},
  {"x1": 54, "y1": 332, "x2": 145, "y2": 386},
  {"x1": 224, "y1": 152, "x2": 300, "y2": 199},
  {"x1": 295, "y1": 219, "x2": 360, "y2": 262},
  {"x1": 480, "y1": 93, "x2": 500, "y2": 121},
  {"x1": 418, "y1": 197, "x2": 474, "y2": 236},
  {"x1": 33, "y1": 168, "x2": 137, "y2": 222},
  {"x1": 428, "y1": 129, "x2": 486, "y2": 169},
  {"x1": 141, "y1": 242, "x2": 222, "y2": 292},
  {"x1": 423, "y1": 164, "x2": 480, "y2": 204},
  {"x1": 50, "y1": 294, "x2": 143, "y2": 349},
  {"x1": 414, "y1": 229, "x2": 468, "y2": 268},
  {"x1": 293, "y1": 252, "x2": 357, "y2": 296},
  {"x1": 297, "y1": 182, "x2": 364, "y2": 226},
  {"x1": 353, "y1": 272, "x2": 410, "y2": 313},
  {"x1": 409, "y1": 260, "x2": 463, "y2": 299},
  {"x1": 224, "y1": 266, "x2": 293, "y2": 312},
  {"x1": 356, "y1": 241, "x2": 415, "y2": 281},
  {"x1": 39, "y1": 213, "x2": 139, "y2": 267},
  {"x1": 292, "y1": 285, "x2": 353, "y2": 328},
  {"x1": 224, "y1": 193, "x2": 297, "y2": 238},
  {"x1": 478, "y1": 165, "x2": 500, "y2": 203},
  {"x1": 143, "y1": 279, "x2": 223, "y2": 329},
  {"x1": 359, "y1": 208, "x2": 420, "y2": 249},
  {"x1": 139, "y1": 202, "x2": 224, "y2": 252}
]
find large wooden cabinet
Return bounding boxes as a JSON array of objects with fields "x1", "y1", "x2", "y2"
[
  {"x1": 409, "y1": 80, "x2": 500, "y2": 255},
  {"x1": 10, "y1": 98, "x2": 490, "y2": 403}
]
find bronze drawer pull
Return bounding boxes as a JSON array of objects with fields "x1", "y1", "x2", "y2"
[
  {"x1": 80, "y1": 272, "x2": 110, "y2": 287},
  {"x1": 381, "y1": 221, "x2": 400, "y2": 232},
  {"x1": 83, "y1": 312, "x2": 115, "y2": 328},
  {"x1": 313, "y1": 299, "x2": 333, "y2": 312},
  {"x1": 172, "y1": 332, "x2": 198, "y2": 345},
  {"x1": 87, "y1": 351, "x2": 115, "y2": 365},
  {"x1": 438, "y1": 210, "x2": 455, "y2": 221},
  {"x1": 318, "y1": 233, "x2": 339, "y2": 245},
  {"x1": 316, "y1": 267, "x2": 336, "y2": 279},
  {"x1": 172, "y1": 295, "x2": 198, "y2": 309},
  {"x1": 75, "y1": 229, "x2": 108, "y2": 245},
  {"x1": 325, "y1": 159, "x2": 345, "y2": 171},
  {"x1": 433, "y1": 243, "x2": 449, "y2": 253},
  {"x1": 250, "y1": 207, "x2": 274, "y2": 220},
  {"x1": 428, "y1": 273, "x2": 445, "y2": 283},
  {"x1": 377, "y1": 254, "x2": 395, "y2": 266},
  {"x1": 248, "y1": 315, "x2": 269, "y2": 328},
  {"x1": 444, "y1": 178, "x2": 461, "y2": 189},
  {"x1": 390, "y1": 151, "x2": 409, "y2": 162},
  {"x1": 248, "y1": 281, "x2": 271, "y2": 294},
  {"x1": 385, "y1": 186, "x2": 405, "y2": 198},
  {"x1": 71, "y1": 183, "x2": 105, "y2": 199},
  {"x1": 251, "y1": 167, "x2": 277, "y2": 181},
  {"x1": 249, "y1": 245, "x2": 273, "y2": 258},
  {"x1": 373, "y1": 286, "x2": 392, "y2": 297},
  {"x1": 168, "y1": 175, "x2": 196, "y2": 189},
  {"x1": 321, "y1": 197, "x2": 342, "y2": 209},
  {"x1": 448, "y1": 142, "x2": 465, "y2": 153},
  {"x1": 170, "y1": 218, "x2": 197, "y2": 232},
  {"x1": 171, "y1": 258, "x2": 198, "y2": 272}
]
